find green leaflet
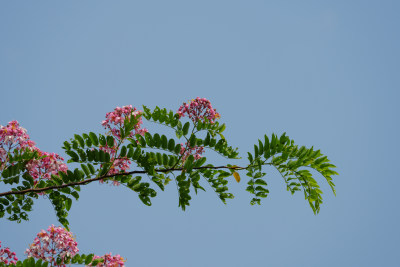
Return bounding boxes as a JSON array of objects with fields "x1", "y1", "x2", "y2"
[
  {"x1": 86, "y1": 149, "x2": 94, "y2": 161},
  {"x1": 184, "y1": 155, "x2": 194, "y2": 172},
  {"x1": 84, "y1": 254, "x2": 94, "y2": 265},
  {"x1": 99, "y1": 150, "x2": 106, "y2": 162},
  {"x1": 254, "y1": 144, "x2": 259, "y2": 158},
  {"x1": 87, "y1": 163, "x2": 95, "y2": 174},
  {"x1": 161, "y1": 135, "x2": 168, "y2": 149},
  {"x1": 182, "y1": 122, "x2": 190, "y2": 136},
  {"x1": 156, "y1": 152, "x2": 163, "y2": 165},
  {"x1": 153, "y1": 133, "x2": 161, "y2": 147},
  {"x1": 168, "y1": 155, "x2": 176, "y2": 166},
  {"x1": 66, "y1": 151, "x2": 79, "y2": 162},
  {"x1": 218, "y1": 123, "x2": 226, "y2": 133},
  {"x1": 63, "y1": 141, "x2": 71, "y2": 150},
  {"x1": 89, "y1": 132, "x2": 99, "y2": 146},
  {"x1": 127, "y1": 147, "x2": 134, "y2": 158},
  {"x1": 120, "y1": 146, "x2": 127, "y2": 157},
  {"x1": 137, "y1": 134, "x2": 146, "y2": 147},
  {"x1": 71, "y1": 191, "x2": 79, "y2": 200},
  {"x1": 194, "y1": 157, "x2": 206, "y2": 167},
  {"x1": 77, "y1": 149, "x2": 86, "y2": 161},
  {"x1": 163, "y1": 153, "x2": 169, "y2": 166},
  {"x1": 204, "y1": 133, "x2": 211, "y2": 146},
  {"x1": 209, "y1": 138, "x2": 216, "y2": 147},
  {"x1": 174, "y1": 144, "x2": 181, "y2": 154},
  {"x1": 254, "y1": 179, "x2": 267, "y2": 186},
  {"x1": 145, "y1": 132, "x2": 153, "y2": 147},
  {"x1": 80, "y1": 164, "x2": 90, "y2": 176},
  {"x1": 99, "y1": 134, "x2": 106, "y2": 146},
  {"x1": 132, "y1": 147, "x2": 141, "y2": 160},
  {"x1": 84, "y1": 136, "x2": 92, "y2": 147},
  {"x1": 65, "y1": 198, "x2": 72, "y2": 211},
  {"x1": 258, "y1": 139, "x2": 263, "y2": 154},
  {"x1": 168, "y1": 138, "x2": 176, "y2": 152},
  {"x1": 74, "y1": 134, "x2": 85, "y2": 148},
  {"x1": 106, "y1": 135, "x2": 114, "y2": 147},
  {"x1": 142, "y1": 105, "x2": 152, "y2": 119},
  {"x1": 189, "y1": 134, "x2": 197, "y2": 147}
]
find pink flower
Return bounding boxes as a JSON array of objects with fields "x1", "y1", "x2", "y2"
[
  {"x1": 25, "y1": 150, "x2": 68, "y2": 182},
  {"x1": 0, "y1": 121, "x2": 68, "y2": 184},
  {"x1": 98, "y1": 144, "x2": 131, "y2": 185},
  {"x1": 180, "y1": 142, "x2": 205, "y2": 163},
  {"x1": 0, "y1": 241, "x2": 18, "y2": 265},
  {"x1": 102, "y1": 105, "x2": 147, "y2": 140},
  {"x1": 98, "y1": 105, "x2": 148, "y2": 184},
  {"x1": 177, "y1": 97, "x2": 220, "y2": 124},
  {"x1": 25, "y1": 225, "x2": 79, "y2": 267},
  {"x1": 88, "y1": 253, "x2": 126, "y2": 267}
]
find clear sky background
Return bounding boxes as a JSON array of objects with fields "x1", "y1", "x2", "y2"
[{"x1": 0, "y1": 1, "x2": 399, "y2": 266}]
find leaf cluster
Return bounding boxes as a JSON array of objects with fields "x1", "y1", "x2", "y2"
[
  {"x1": 245, "y1": 133, "x2": 337, "y2": 213},
  {"x1": 0, "y1": 104, "x2": 338, "y2": 232},
  {"x1": 0, "y1": 253, "x2": 105, "y2": 267}
]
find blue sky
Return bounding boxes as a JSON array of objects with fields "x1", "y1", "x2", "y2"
[{"x1": 0, "y1": 1, "x2": 399, "y2": 266}]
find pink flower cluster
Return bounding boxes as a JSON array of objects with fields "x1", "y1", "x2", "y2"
[
  {"x1": 98, "y1": 145, "x2": 130, "y2": 185},
  {"x1": 0, "y1": 241, "x2": 18, "y2": 265},
  {"x1": 0, "y1": 121, "x2": 35, "y2": 171},
  {"x1": 180, "y1": 143, "x2": 205, "y2": 163},
  {"x1": 0, "y1": 121, "x2": 68, "y2": 181},
  {"x1": 26, "y1": 151, "x2": 68, "y2": 181},
  {"x1": 98, "y1": 145, "x2": 130, "y2": 171},
  {"x1": 99, "y1": 105, "x2": 149, "y2": 184},
  {"x1": 177, "y1": 97, "x2": 220, "y2": 124},
  {"x1": 25, "y1": 225, "x2": 79, "y2": 267},
  {"x1": 0, "y1": 120, "x2": 34, "y2": 150},
  {"x1": 101, "y1": 105, "x2": 148, "y2": 139},
  {"x1": 23, "y1": 226, "x2": 126, "y2": 266},
  {"x1": 89, "y1": 253, "x2": 126, "y2": 267}
]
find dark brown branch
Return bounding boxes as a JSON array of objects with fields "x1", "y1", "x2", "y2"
[{"x1": 0, "y1": 165, "x2": 246, "y2": 197}]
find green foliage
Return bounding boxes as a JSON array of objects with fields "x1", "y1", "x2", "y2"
[
  {"x1": 0, "y1": 105, "x2": 337, "y2": 233},
  {"x1": 244, "y1": 132, "x2": 337, "y2": 214},
  {"x1": 70, "y1": 253, "x2": 104, "y2": 265},
  {"x1": 0, "y1": 254, "x2": 107, "y2": 267},
  {"x1": 198, "y1": 166, "x2": 234, "y2": 204},
  {"x1": 0, "y1": 257, "x2": 48, "y2": 267}
]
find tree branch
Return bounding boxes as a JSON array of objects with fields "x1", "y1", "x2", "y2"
[{"x1": 0, "y1": 165, "x2": 247, "y2": 197}]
